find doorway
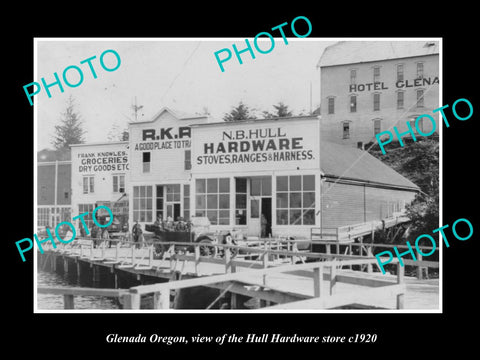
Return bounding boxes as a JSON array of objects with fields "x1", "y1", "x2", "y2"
[
  {"x1": 167, "y1": 203, "x2": 181, "y2": 221},
  {"x1": 261, "y1": 197, "x2": 272, "y2": 238}
]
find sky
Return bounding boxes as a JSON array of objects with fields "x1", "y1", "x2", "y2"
[{"x1": 35, "y1": 38, "x2": 335, "y2": 150}]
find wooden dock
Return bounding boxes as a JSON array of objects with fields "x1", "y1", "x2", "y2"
[{"x1": 36, "y1": 238, "x2": 439, "y2": 311}]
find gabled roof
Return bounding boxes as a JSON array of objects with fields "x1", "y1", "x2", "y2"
[
  {"x1": 320, "y1": 141, "x2": 419, "y2": 190},
  {"x1": 130, "y1": 106, "x2": 209, "y2": 125},
  {"x1": 318, "y1": 40, "x2": 439, "y2": 68}
]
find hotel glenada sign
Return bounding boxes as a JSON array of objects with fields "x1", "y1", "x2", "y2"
[{"x1": 349, "y1": 76, "x2": 439, "y2": 92}]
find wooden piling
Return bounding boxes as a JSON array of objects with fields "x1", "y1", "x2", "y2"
[
  {"x1": 123, "y1": 292, "x2": 140, "y2": 309},
  {"x1": 153, "y1": 290, "x2": 170, "y2": 309},
  {"x1": 64, "y1": 294, "x2": 74, "y2": 309}
]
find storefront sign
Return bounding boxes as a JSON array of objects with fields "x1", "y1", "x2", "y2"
[
  {"x1": 348, "y1": 76, "x2": 439, "y2": 92},
  {"x1": 77, "y1": 150, "x2": 129, "y2": 172},
  {"x1": 193, "y1": 120, "x2": 318, "y2": 172},
  {"x1": 134, "y1": 126, "x2": 191, "y2": 151}
]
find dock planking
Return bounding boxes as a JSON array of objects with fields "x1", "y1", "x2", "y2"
[{"x1": 36, "y1": 239, "x2": 439, "y2": 310}]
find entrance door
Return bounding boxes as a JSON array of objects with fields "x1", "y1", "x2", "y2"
[
  {"x1": 166, "y1": 203, "x2": 181, "y2": 221},
  {"x1": 261, "y1": 197, "x2": 272, "y2": 238},
  {"x1": 247, "y1": 177, "x2": 272, "y2": 237},
  {"x1": 248, "y1": 198, "x2": 260, "y2": 236},
  {"x1": 165, "y1": 184, "x2": 181, "y2": 221}
]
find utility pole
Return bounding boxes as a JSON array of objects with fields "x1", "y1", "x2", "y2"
[{"x1": 132, "y1": 97, "x2": 144, "y2": 122}]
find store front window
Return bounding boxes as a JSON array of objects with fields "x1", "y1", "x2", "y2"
[
  {"x1": 276, "y1": 175, "x2": 315, "y2": 225},
  {"x1": 195, "y1": 178, "x2": 230, "y2": 225},
  {"x1": 133, "y1": 185, "x2": 153, "y2": 222}
]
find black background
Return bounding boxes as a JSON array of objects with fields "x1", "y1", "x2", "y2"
[{"x1": 6, "y1": 4, "x2": 478, "y2": 355}]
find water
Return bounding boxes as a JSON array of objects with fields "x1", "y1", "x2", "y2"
[{"x1": 37, "y1": 270, "x2": 120, "y2": 310}]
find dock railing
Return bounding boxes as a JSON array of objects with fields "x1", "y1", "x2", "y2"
[
  {"x1": 40, "y1": 234, "x2": 438, "y2": 280},
  {"x1": 38, "y1": 237, "x2": 417, "y2": 310}
]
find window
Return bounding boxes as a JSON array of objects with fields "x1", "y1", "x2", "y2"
[
  {"x1": 83, "y1": 176, "x2": 94, "y2": 194},
  {"x1": 64, "y1": 191, "x2": 69, "y2": 200},
  {"x1": 373, "y1": 119, "x2": 381, "y2": 135},
  {"x1": 413, "y1": 117, "x2": 424, "y2": 133},
  {"x1": 250, "y1": 177, "x2": 271, "y2": 196},
  {"x1": 113, "y1": 174, "x2": 125, "y2": 193},
  {"x1": 38, "y1": 208, "x2": 50, "y2": 227},
  {"x1": 417, "y1": 62, "x2": 424, "y2": 78},
  {"x1": 373, "y1": 93, "x2": 380, "y2": 111},
  {"x1": 78, "y1": 204, "x2": 94, "y2": 230},
  {"x1": 165, "y1": 184, "x2": 181, "y2": 219},
  {"x1": 350, "y1": 69, "x2": 357, "y2": 84},
  {"x1": 373, "y1": 66, "x2": 380, "y2": 82},
  {"x1": 397, "y1": 91, "x2": 404, "y2": 109},
  {"x1": 408, "y1": 118, "x2": 422, "y2": 134},
  {"x1": 166, "y1": 184, "x2": 181, "y2": 202},
  {"x1": 328, "y1": 97, "x2": 335, "y2": 114},
  {"x1": 156, "y1": 185, "x2": 164, "y2": 220},
  {"x1": 133, "y1": 186, "x2": 153, "y2": 222},
  {"x1": 195, "y1": 178, "x2": 230, "y2": 225},
  {"x1": 184, "y1": 150, "x2": 191, "y2": 170},
  {"x1": 142, "y1": 152, "x2": 151, "y2": 173},
  {"x1": 416, "y1": 89, "x2": 424, "y2": 107},
  {"x1": 183, "y1": 184, "x2": 190, "y2": 220},
  {"x1": 235, "y1": 178, "x2": 247, "y2": 225},
  {"x1": 342, "y1": 122, "x2": 350, "y2": 139},
  {"x1": 350, "y1": 95, "x2": 357, "y2": 113},
  {"x1": 276, "y1": 175, "x2": 315, "y2": 225},
  {"x1": 397, "y1": 64, "x2": 404, "y2": 82}
]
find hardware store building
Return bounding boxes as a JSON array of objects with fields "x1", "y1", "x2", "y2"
[{"x1": 129, "y1": 108, "x2": 419, "y2": 239}]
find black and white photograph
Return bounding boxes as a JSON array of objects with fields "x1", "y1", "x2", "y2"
[
  {"x1": 6, "y1": 8, "x2": 479, "y2": 354},
  {"x1": 33, "y1": 38, "x2": 441, "y2": 312}
]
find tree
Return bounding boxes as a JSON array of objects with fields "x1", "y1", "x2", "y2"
[
  {"x1": 368, "y1": 138, "x2": 440, "y2": 250},
  {"x1": 263, "y1": 102, "x2": 293, "y2": 118},
  {"x1": 52, "y1": 96, "x2": 86, "y2": 149},
  {"x1": 107, "y1": 122, "x2": 129, "y2": 142},
  {"x1": 107, "y1": 123, "x2": 121, "y2": 142},
  {"x1": 223, "y1": 102, "x2": 257, "y2": 122}
]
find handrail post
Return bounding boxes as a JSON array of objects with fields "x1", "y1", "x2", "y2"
[
  {"x1": 366, "y1": 246, "x2": 373, "y2": 273},
  {"x1": 131, "y1": 245, "x2": 135, "y2": 265},
  {"x1": 101, "y1": 238, "x2": 106, "y2": 259},
  {"x1": 194, "y1": 245, "x2": 200, "y2": 275},
  {"x1": 90, "y1": 241, "x2": 94, "y2": 260},
  {"x1": 416, "y1": 250, "x2": 423, "y2": 280},
  {"x1": 330, "y1": 262, "x2": 337, "y2": 295},
  {"x1": 224, "y1": 246, "x2": 231, "y2": 273},
  {"x1": 396, "y1": 261, "x2": 405, "y2": 309},
  {"x1": 262, "y1": 251, "x2": 268, "y2": 286},
  {"x1": 148, "y1": 245, "x2": 153, "y2": 267},
  {"x1": 313, "y1": 264, "x2": 323, "y2": 297},
  {"x1": 115, "y1": 242, "x2": 120, "y2": 262}
]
